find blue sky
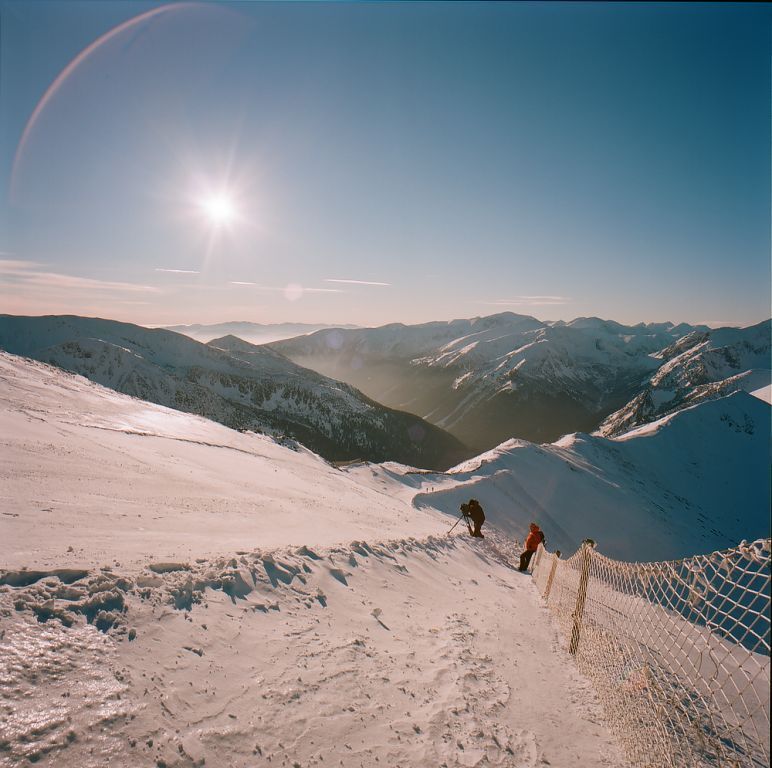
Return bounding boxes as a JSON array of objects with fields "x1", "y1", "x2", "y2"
[{"x1": 0, "y1": 1, "x2": 769, "y2": 327}]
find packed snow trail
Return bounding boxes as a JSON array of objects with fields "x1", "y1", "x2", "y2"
[{"x1": 0, "y1": 533, "x2": 628, "y2": 768}]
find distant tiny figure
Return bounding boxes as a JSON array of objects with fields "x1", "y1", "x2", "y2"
[
  {"x1": 460, "y1": 498, "x2": 486, "y2": 538},
  {"x1": 519, "y1": 522, "x2": 545, "y2": 571}
]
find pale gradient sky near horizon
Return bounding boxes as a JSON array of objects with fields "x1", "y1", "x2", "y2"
[{"x1": 0, "y1": 1, "x2": 769, "y2": 328}]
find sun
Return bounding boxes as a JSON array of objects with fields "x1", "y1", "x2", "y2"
[{"x1": 200, "y1": 193, "x2": 236, "y2": 227}]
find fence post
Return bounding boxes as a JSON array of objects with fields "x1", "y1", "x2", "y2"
[
  {"x1": 533, "y1": 542, "x2": 545, "y2": 571},
  {"x1": 543, "y1": 550, "x2": 561, "y2": 601},
  {"x1": 569, "y1": 539, "x2": 596, "y2": 655}
]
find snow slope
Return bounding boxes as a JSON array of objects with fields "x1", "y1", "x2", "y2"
[
  {"x1": 3, "y1": 348, "x2": 765, "y2": 566},
  {"x1": 0, "y1": 351, "x2": 450, "y2": 569},
  {"x1": 1, "y1": 349, "x2": 767, "y2": 768},
  {"x1": 0, "y1": 315, "x2": 467, "y2": 470},
  {"x1": 414, "y1": 392, "x2": 770, "y2": 561},
  {"x1": 0, "y1": 352, "x2": 628, "y2": 768}
]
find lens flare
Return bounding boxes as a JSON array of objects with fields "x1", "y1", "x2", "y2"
[{"x1": 10, "y1": 2, "x2": 199, "y2": 201}]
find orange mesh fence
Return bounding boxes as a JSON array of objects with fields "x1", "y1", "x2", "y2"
[{"x1": 532, "y1": 539, "x2": 771, "y2": 768}]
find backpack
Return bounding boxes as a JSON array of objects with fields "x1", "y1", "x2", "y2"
[{"x1": 468, "y1": 499, "x2": 485, "y2": 524}]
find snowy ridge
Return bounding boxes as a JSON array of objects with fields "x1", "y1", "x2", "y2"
[
  {"x1": 415, "y1": 318, "x2": 674, "y2": 393},
  {"x1": 414, "y1": 391, "x2": 770, "y2": 561},
  {"x1": 598, "y1": 319, "x2": 771, "y2": 437},
  {"x1": 0, "y1": 349, "x2": 457, "y2": 570},
  {"x1": 3, "y1": 349, "x2": 765, "y2": 567},
  {"x1": 0, "y1": 316, "x2": 467, "y2": 469}
]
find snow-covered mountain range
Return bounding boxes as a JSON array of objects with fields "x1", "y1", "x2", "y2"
[
  {"x1": 272, "y1": 313, "x2": 734, "y2": 451},
  {"x1": 0, "y1": 315, "x2": 466, "y2": 470},
  {"x1": 162, "y1": 320, "x2": 358, "y2": 345},
  {"x1": 597, "y1": 320, "x2": 771, "y2": 436},
  {"x1": 5, "y1": 312, "x2": 767, "y2": 470}
]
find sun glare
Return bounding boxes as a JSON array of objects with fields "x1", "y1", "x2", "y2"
[{"x1": 200, "y1": 193, "x2": 236, "y2": 227}]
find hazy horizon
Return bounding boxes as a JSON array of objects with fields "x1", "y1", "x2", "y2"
[
  {"x1": 1, "y1": 2, "x2": 770, "y2": 328},
  {"x1": 1, "y1": 309, "x2": 768, "y2": 332}
]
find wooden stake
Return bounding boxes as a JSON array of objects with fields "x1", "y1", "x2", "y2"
[
  {"x1": 543, "y1": 550, "x2": 561, "y2": 601},
  {"x1": 569, "y1": 539, "x2": 595, "y2": 656},
  {"x1": 533, "y1": 543, "x2": 544, "y2": 571}
]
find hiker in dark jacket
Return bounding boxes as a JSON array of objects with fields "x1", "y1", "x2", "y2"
[
  {"x1": 518, "y1": 522, "x2": 544, "y2": 571},
  {"x1": 461, "y1": 499, "x2": 485, "y2": 538}
]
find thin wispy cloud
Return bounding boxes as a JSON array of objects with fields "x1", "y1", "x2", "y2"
[
  {"x1": 0, "y1": 259, "x2": 161, "y2": 293},
  {"x1": 155, "y1": 268, "x2": 200, "y2": 274},
  {"x1": 478, "y1": 296, "x2": 571, "y2": 307},
  {"x1": 297, "y1": 287, "x2": 344, "y2": 293},
  {"x1": 324, "y1": 278, "x2": 390, "y2": 287},
  {"x1": 0, "y1": 259, "x2": 37, "y2": 271},
  {"x1": 229, "y1": 282, "x2": 344, "y2": 294}
]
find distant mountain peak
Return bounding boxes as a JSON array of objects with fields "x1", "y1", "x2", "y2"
[
  {"x1": 598, "y1": 320, "x2": 771, "y2": 437},
  {"x1": 161, "y1": 321, "x2": 359, "y2": 345}
]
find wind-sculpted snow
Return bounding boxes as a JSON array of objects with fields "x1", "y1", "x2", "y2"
[
  {"x1": 0, "y1": 534, "x2": 628, "y2": 768},
  {"x1": 0, "y1": 316, "x2": 467, "y2": 469}
]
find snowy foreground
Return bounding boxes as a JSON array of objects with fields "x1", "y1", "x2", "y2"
[
  {"x1": 0, "y1": 534, "x2": 627, "y2": 768},
  {"x1": 0, "y1": 353, "x2": 634, "y2": 767}
]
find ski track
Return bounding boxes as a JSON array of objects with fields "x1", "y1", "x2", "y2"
[{"x1": 0, "y1": 532, "x2": 628, "y2": 768}]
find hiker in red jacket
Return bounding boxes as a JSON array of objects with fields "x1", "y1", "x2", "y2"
[{"x1": 518, "y1": 522, "x2": 544, "y2": 571}]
